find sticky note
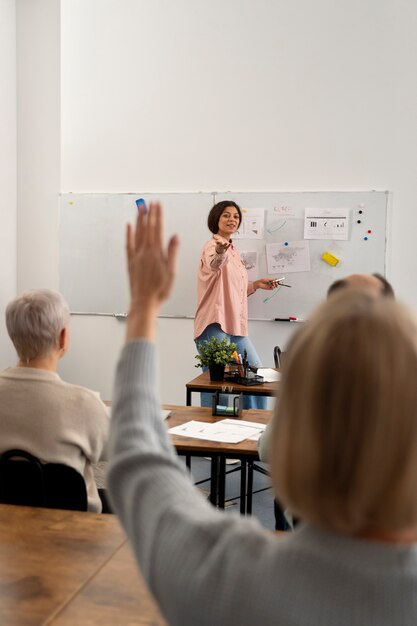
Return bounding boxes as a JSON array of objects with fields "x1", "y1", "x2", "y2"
[{"x1": 322, "y1": 251, "x2": 339, "y2": 266}]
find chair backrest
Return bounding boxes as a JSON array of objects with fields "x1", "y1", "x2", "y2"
[
  {"x1": 0, "y1": 449, "x2": 88, "y2": 511},
  {"x1": 273, "y1": 346, "x2": 282, "y2": 368}
]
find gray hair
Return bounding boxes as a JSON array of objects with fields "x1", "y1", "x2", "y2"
[{"x1": 6, "y1": 289, "x2": 70, "y2": 361}]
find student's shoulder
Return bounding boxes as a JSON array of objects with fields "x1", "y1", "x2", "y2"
[{"x1": 59, "y1": 380, "x2": 108, "y2": 411}]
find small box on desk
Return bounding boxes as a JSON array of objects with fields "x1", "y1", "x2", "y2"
[{"x1": 212, "y1": 392, "x2": 243, "y2": 417}]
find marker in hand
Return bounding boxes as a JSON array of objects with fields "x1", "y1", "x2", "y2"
[{"x1": 268, "y1": 276, "x2": 292, "y2": 288}]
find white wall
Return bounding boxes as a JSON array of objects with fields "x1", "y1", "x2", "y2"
[
  {"x1": 16, "y1": 0, "x2": 417, "y2": 401},
  {"x1": 0, "y1": 0, "x2": 17, "y2": 368},
  {"x1": 16, "y1": 0, "x2": 60, "y2": 293}
]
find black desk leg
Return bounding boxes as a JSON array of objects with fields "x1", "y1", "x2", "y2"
[
  {"x1": 218, "y1": 456, "x2": 226, "y2": 509},
  {"x1": 246, "y1": 460, "x2": 254, "y2": 515},
  {"x1": 186, "y1": 389, "x2": 192, "y2": 406},
  {"x1": 240, "y1": 460, "x2": 247, "y2": 515},
  {"x1": 209, "y1": 456, "x2": 219, "y2": 506},
  {"x1": 185, "y1": 455, "x2": 191, "y2": 471}
]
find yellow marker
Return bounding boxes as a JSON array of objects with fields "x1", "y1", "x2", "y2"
[{"x1": 322, "y1": 251, "x2": 339, "y2": 266}]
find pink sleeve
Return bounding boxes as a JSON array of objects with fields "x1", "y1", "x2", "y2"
[{"x1": 247, "y1": 282, "x2": 256, "y2": 296}]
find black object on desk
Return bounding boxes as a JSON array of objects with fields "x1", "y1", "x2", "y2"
[
  {"x1": 224, "y1": 351, "x2": 264, "y2": 386},
  {"x1": 212, "y1": 392, "x2": 243, "y2": 417},
  {"x1": 224, "y1": 370, "x2": 264, "y2": 386}
]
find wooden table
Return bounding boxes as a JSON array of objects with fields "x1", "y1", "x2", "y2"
[
  {"x1": 165, "y1": 405, "x2": 272, "y2": 514},
  {"x1": 0, "y1": 504, "x2": 166, "y2": 626},
  {"x1": 185, "y1": 369, "x2": 278, "y2": 405}
]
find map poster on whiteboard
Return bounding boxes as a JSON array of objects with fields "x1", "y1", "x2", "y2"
[
  {"x1": 304, "y1": 208, "x2": 350, "y2": 240},
  {"x1": 266, "y1": 240, "x2": 311, "y2": 274}
]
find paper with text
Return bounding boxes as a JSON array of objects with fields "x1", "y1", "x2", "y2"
[
  {"x1": 304, "y1": 208, "x2": 350, "y2": 240},
  {"x1": 168, "y1": 419, "x2": 266, "y2": 444}
]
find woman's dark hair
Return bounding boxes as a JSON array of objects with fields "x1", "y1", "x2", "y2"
[{"x1": 207, "y1": 201, "x2": 242, "y2": 234}]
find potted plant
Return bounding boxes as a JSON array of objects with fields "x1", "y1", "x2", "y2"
[{"x1": 195, "y1": 337, "x2": 238, "y2": 381}]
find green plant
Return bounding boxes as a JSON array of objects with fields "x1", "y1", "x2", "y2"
[{"x1": 195, "y1": 337, "x2": 237, "y2": 368}]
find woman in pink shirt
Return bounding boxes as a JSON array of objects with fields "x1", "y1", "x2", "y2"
[{"x1": 194, "y1": 201, "x2": 277, "y2": 409}]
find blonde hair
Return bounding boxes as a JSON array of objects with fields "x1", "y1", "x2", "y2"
[
  {"x1": 271, "y1": 289, "x2": 417, "y2": 533},
  {"x1": 6, "y1": 289, "x2": 70, "y2": 361}
]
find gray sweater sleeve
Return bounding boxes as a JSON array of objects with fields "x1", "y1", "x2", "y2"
[{"x1": 107, "y1": 340, "x2": 280, "y2": 626}]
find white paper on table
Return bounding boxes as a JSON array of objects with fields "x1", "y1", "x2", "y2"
[
  {"x1": 221, "y1": 418, "x2": 266, "y2": 442},
  {"x1": 256, "y1": 368, "x2": 281, "y2": 383},
  {"x1": 304, "y1": 208, "x2": 350, "y2": 240},
  {"x1": 266, "y1": 240, "x2": 310, "y2": 274},
  {"x1": 168, "y1": 419, "x2": 266, "y2": 444}
]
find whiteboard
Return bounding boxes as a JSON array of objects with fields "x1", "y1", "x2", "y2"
[{"x1": 59, "y1": 191, "x2": 388, "y2": 319}]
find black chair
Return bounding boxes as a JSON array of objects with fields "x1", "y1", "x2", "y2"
[
  {"x1": 273, "y1": 346, "x2": 282, "y2": 368},
  {"x1": 0, "y1": 449, "x2": 88, "y2": 511}
]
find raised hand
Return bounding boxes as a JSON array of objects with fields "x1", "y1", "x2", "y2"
[
  {"x1": 213, "y1": 234, "x2": 231, "y2": 254},
  {"x1": 126, "y1": 202, "x2": 179, "y2": 341}
]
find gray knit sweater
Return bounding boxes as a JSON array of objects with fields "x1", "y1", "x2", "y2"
[{"x1": 108, "y1": 340, "x2": 417, "y2": 626}]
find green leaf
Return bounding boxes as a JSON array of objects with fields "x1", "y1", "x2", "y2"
[{"x1": 195, "y1": 336, "x2": 238, "y2": 368}]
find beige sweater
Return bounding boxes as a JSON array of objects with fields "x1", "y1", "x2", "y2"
[{"x1": 0, "y1": 367, "x2": 109, "y2": 512}]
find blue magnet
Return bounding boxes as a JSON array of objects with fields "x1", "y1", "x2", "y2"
[
  {"x1": 135, "y1": 198, "x2": 146, "y2": 211},
  {"x1": 284, "y1": 241, "x2": 289, "y2": 246},
  {"x1": 363, "y1": 236, "x2": 368, "y2": 241}
]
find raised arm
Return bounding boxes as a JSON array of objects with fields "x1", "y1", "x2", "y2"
[{"x1": 125, "y1": 202, "x2": 179, "y2": 341}]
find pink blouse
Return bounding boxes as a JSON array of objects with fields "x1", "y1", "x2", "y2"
[{"x1": 194, "y1": 238, "x2": 255, "y2": 340}]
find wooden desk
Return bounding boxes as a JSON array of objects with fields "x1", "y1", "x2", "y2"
[
  {"x1": 95, "y1": 405, "x2": 271, "y2": 515},
  {"x1": 185, "y1": 370, "x2": 278, "y2": 405},
  {"x1": 165, "y1": 405, "x2": 272, "y2": 514},
  {"x1": 0, "y1": 504, "x2": 166, "y2": 626}
]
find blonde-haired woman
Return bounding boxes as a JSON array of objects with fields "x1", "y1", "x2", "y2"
[{"x1": 108, "y1": 202, "x2": 417, "y2": 626}]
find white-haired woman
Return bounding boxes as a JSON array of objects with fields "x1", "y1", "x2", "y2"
[{"x1": 0, "y1": 289, "x2": 109, "y2": 512}]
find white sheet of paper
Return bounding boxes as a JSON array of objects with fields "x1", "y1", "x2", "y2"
[
  {"x1": 168, "y1": 419, "x2": 266, "y2": 444},
  {"x1": 256, "y1": 368, "x2": 281, "y2": 382},
  {"x1": 240, "y1": 250, "x2": 259, "y2": 281},
  {"x1": 304, "y1": 208, "x2": 350, "y2": 240},
  {"x1": 221, "y1": 418, "x2": 266, "y2": 442},
  {"x1": 234, "y1": 208, "x2": 265, "y2": 239},
  {"x1": 266, "y1": 240, "x2": 311, "y2": 274}
]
